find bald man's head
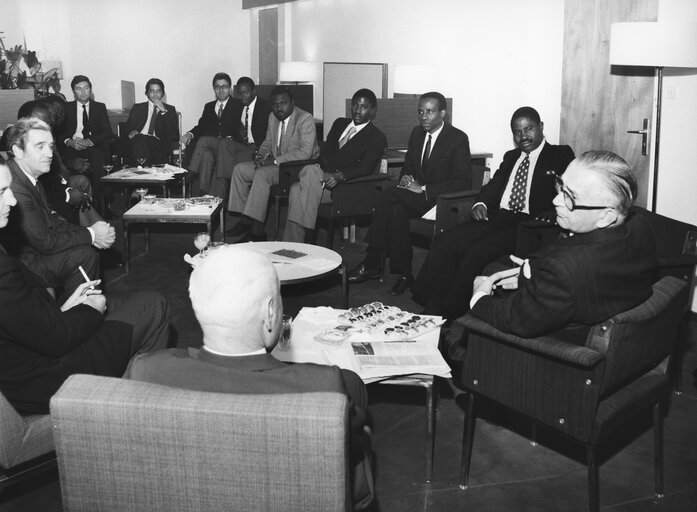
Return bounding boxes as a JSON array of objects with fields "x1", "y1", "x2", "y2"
[{"x1": 189, "y1": 246, "x2": 282, "y2": 353}]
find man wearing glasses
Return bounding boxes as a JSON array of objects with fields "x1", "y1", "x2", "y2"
[
  {"x1": 412, "y1": 106, "x2": 574, "y2": 319},
  {"x1": 180, "y1": 73, "x2": 242, "y2": 194},
  {"x1": 468, "y1": 150, "x2": 656, "y2": 344}
]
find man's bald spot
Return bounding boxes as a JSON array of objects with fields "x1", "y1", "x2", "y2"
[{"x1": 189, "y1": 246, "x2": 279, "y2": 328}]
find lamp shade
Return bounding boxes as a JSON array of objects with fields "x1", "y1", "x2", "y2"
[
  {"x1": 610, "y1": 22, "x2": 697, "y2": 68},
  {"x1": 279, "y1": 61, "x2": 316, "y2": 83},
  {"x1": 392, "y1": 65, "x2": 437, "y2": 95}
]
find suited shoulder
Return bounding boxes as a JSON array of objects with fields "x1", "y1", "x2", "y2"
[
  {"x1": 442, "y1": 123, "x2": 469, "y2": 142},
  {"x1": 293, "y1": 107, "x2": 314, "y2": 122}
]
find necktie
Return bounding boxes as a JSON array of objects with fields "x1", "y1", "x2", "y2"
[
  {"x1": 243, "y1": 107, "x2": 249, "y2": 144},
  {"x1": 82, "y1": 104, "x2": 91, "y2": 139},
  {"x1": 277, "y1": 120, "x2": 286, "y2": 156},
  {"x1": 421, "y1": 134, "x2": 432, "y2": 171},
  {"x1": 508, "y1": 154, "x2": 530, "y2": 212},
  {"x1": 147, "y1": 106, "x2": 159, "y2": 136},
  {"x1": 35, "y1": 181, "x2": 49, "y2": 210},
  {"x1": 217, "y1": 103, "x2": 224, "y2": 120},
  {"x1": 339, "y1": 126, "x2": 356, "y2": 149}
]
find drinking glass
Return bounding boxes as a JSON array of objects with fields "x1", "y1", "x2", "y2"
[
  {"x1": 194, "y1": 232, "x2": 211, "y2": 255},
  {"x1": 135, "y1": 188, "x2": 148, "y2": 202},
  {"x1": 137, "y1": 157, "x2": 147, "y2": 167},
  {"x1": 278, "y1": 314, "x2": 293, "y2": 350}
]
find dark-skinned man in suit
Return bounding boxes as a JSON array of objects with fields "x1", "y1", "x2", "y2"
[
  {"x1": 210, "y1": 77, "x2": 271, "y2": 200},
  {"x1": 348, "y1": 91, "x2": 473, "y2": 295},
  {"x1": 412, "y1": 106, "x2": 575, "y2": 319},
  {"x1": 125, "y1": 78, "x2": 179, "y2": 166}
]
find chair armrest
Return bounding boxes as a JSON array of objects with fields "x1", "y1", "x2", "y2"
[
  {"x1": 341, "y1": 174, "x2": 393, "y2": 185},
  {"x1": 277, "y1": 159, "x2": 320, "y2": 195},
  {"x1": 434, "y1": 189, "x2": 481, "y2": 234},
  {"x1": 459, "y1": 314, "x2": 605, "y2": 368}
]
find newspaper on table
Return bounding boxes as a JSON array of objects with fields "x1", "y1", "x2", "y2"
[{"x1": 282, "y1": 306, "x2": 452, "y2": 383}]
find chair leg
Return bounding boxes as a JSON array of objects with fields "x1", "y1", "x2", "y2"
[
  {"x1": 459, "y1": 392, "x2": 475, "y2": 489},
  {"x1": 586, "y1": 445, "x2": 600, "y2": 512},
  {"x1": 328, "y1": 220, "x2": 335, "y2": 250},
  {"x1": 654, "y1": 402, "x2": 664, "y2": 498},
  {"x1": 425, "y1": 378, "x2": 436, "y2": 483},
  {"x1": 274, "y1": 196, "x2": 281, "y2": 241}
]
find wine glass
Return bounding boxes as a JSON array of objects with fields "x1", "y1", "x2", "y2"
[
  {"x1": 194, "y1": 232, "x2": 211, "y2": 255},
  {"x1": 135, "y1": 188, "x2": 148, "y2": 202},
  {"x1": 137, "y1": 157, "x2": 147, "y2": 167},
  {"x1": 278, "y1": 314, "x2": 293, "y2": 350}
]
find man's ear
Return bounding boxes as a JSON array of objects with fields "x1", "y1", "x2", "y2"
[
  {"x1": 596, "y1": 207, "x2": 619, "y2": 229},
  {"x1": 11, "y1": 145, "x2": 24, "y2": 160}
]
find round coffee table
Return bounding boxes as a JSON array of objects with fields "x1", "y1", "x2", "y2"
[{"x1": 245, "y1": 241, "x2": 348, "y2": 307}]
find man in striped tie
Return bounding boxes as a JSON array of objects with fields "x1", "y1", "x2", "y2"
[{"x1": 412, "y1": 106, "x2": 575, "y2": 319}]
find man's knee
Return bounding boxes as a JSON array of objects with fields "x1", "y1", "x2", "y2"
[
  {"x1": 68, "y1": 174, "x2": 92, "y2": 194},
  {"x1": 233, "y1": 161, "x2": 256, "y2": 182}
]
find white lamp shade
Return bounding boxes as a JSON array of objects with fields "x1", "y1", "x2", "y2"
[
  {"x1": 279, "y1": 61, "x2": 316, "y2": 82},
  {"x1": 393, "y1": 65, "x2": 437, "y2": 94},
  {"x1": 610, "y1": 22, "x2": 697, "y2": 68}
]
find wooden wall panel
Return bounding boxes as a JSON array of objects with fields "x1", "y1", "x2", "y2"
[{"x1": 561, "y1": 0, "x2": 658, "y2": 208}]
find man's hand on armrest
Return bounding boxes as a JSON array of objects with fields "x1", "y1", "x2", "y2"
[{"x1": 471, "y1": 203, "x2": 488, "y2": 221}]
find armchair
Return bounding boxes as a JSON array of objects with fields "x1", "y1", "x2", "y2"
[
  {"x1": 0, "y1": 390, "x2": 56, "y2": 490},
  {"x1": 408, "y1": 164, "x2": 489, "y2": 240},
  {"x1": 50, "y1": 374, "x2": 350, "y2": 512},
  {"x1": 456, "y1": 276, "x2": 688, "y2": 512}
]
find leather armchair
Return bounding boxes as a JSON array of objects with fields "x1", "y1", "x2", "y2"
[
  {"x1": 456, "y1": 276, "x2": 688, "y2": 512},
  {"x1": 50, "y1": 374, "x2": 351, "y2": 512}
]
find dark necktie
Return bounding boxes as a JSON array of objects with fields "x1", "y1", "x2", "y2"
[
  {"x1": 82, "y1": 104, "x2": 91, "y2": 139},
  {"x1": 421, "y1": 134, "x2": 432, "y2": 171},
  {"x1": 277, "y1": 120, "x2": 286, "y2": 156},
  {"x1": 243, "y1": 106, "x2": 249, "y2": 144},
  {"x1": 217, "y1": 103, "x2": 224, "y2": 120},
  {"x1": 147, "y1": 106, "x2": 159, "y2": 136},
  {"x1": 35, "y1": 181, "x2": 49, "y2": 210},
  {"x1": 508, "y1": 155, "x2": 530, "y2": 212}
]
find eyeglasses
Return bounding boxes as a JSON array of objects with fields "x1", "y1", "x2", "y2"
[
  {"x1": 547, "y1": 170, "x2": 613, "y2": 212},
  {"x1": 214, "y1": 85, "x2": 230, "y2": 91}
]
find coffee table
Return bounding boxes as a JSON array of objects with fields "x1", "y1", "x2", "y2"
[
  {"x1": 123, "y1": 197, "x2": 224, "y2": 273},
  {"x1": 272, "y1": 306, "x2": 450, "y2": 482},
  {"x1": 244, "y1": 241, "x2": 348, "y2": 307},
  {"x1": 100, "y1": 165, "x2": 189, "y2": 212}
]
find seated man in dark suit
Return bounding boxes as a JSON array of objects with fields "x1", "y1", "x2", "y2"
[
  {"x1": 180, "y1": 72, "x2": 243, "y2": 195},
  {"x1": 348, "y1": 91, "x2": 473, "y2": 295},
  {"x1": 210, "y1": 76, "x2": 271, "y2": 200},
  {"x1": 412, "y1": 106, "x2": 575, "y2": 319},
  {"x1": 467, "y1": 150, "x2": 656, "y2": 345},
  {"x1": 125, "y1": 78, "x2": 179, "y2": 166},
  {"x1": 58, "y1": 75, "x2": 113, "y2": 190},
  {"x1": 319, "y1": 88, "x2": 387, "y2": 192},
  {"x1": 2, "y1": 118, "x2": 115, "y2": 298},
  {"x1": 227, "y1": 86, "x2": 320, "y2": 242},
  {"x1": 0, "y1": 156, "x2": 170, "y2": 416},
  {"x1": 126, "y1": 245, "x2": 374, "y2": 509}
]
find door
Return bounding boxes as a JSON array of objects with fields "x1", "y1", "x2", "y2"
[{"x1": 561, "y1": 0, "x2": 658, "y2": 208}]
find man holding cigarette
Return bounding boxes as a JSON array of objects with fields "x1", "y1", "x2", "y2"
[
  {"x1": 0, "y1": 155, "x2": 170, "y2": 415},
  {"x1": 1, "y1": 118, "x2": 115, "y2": 298}
]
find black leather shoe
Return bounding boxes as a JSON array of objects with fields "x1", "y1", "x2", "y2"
[
  {"x1": 226, "y1": 218, "x2": 252, "y2": 237},
  {"x1": 347, "y1": 264, "x2": 381, "y2": 283},
  {"x1": 389, "y1": 276, "x2": 412, "y2": 296}
]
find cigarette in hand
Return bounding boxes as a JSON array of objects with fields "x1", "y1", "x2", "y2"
[{"x1": 78, "y1": 266, "x2": 95, "y2": 294}]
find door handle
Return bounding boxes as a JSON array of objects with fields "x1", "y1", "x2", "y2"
[{"x1": 627, "y1": 118, "x2": 649, "y2": 156}]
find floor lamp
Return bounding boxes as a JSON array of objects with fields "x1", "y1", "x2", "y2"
[{"x1": 609, "y1": 22, "x2": 697, "y2": 212}]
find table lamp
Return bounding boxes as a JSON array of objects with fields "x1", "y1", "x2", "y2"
[
  {"x1": 279, "y1": 61, "x2": 316, "y2": 84},
  {"x1": 609, "y1": 22, "x2": 697, "y2": 212}
]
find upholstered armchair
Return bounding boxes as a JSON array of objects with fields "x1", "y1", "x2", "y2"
[
  {"x1": 456, "y1": 276, "x2": 688, "y2": 512},
  {"x1": 0, "y1": 391, "x2": 56, "y2": 490},
  {"x1": 51, "y1": 374, "x2": 351, "y2": 512}
]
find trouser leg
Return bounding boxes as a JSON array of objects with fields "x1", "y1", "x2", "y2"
[
  {"x1": 284, "y1": 164, "x2": 323, "y2": 241},
  {"x1": 242, "y1": 164, "x2": 278, "y2": 222}
]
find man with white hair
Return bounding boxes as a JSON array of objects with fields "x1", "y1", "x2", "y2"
[
  {"x1": 466, "y1": 150, "x2": 657, "y2": 344},
  {"x1": 126, "y1": 245, "x2": 374, "y2": 508}
]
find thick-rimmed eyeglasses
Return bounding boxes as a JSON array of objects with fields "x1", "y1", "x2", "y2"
[{"x1": 547, "y1": 170, "x2": 613, "y2": 212}]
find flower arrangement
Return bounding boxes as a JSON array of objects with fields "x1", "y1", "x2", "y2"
[{"x1": 0, "y1": 32, "x2": 62, "y2": 97}]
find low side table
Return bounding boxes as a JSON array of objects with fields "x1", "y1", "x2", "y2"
[{"x1": 123, "y1": 198, "x2": 224, "y2": 273}]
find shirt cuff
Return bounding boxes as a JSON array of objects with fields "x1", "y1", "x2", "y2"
[
  {"x1": 470, "y1": 291, "x2": 488, "y2": 310},
  {"x1": 87, "y1": 227, "x2": 95, "y2": 244},
  {"x1": 472, "y1": 202, "x2": 486, "y2": 210},
  {"x1": 64, "y1": 187, "x2": 71, "y2": 203}
]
